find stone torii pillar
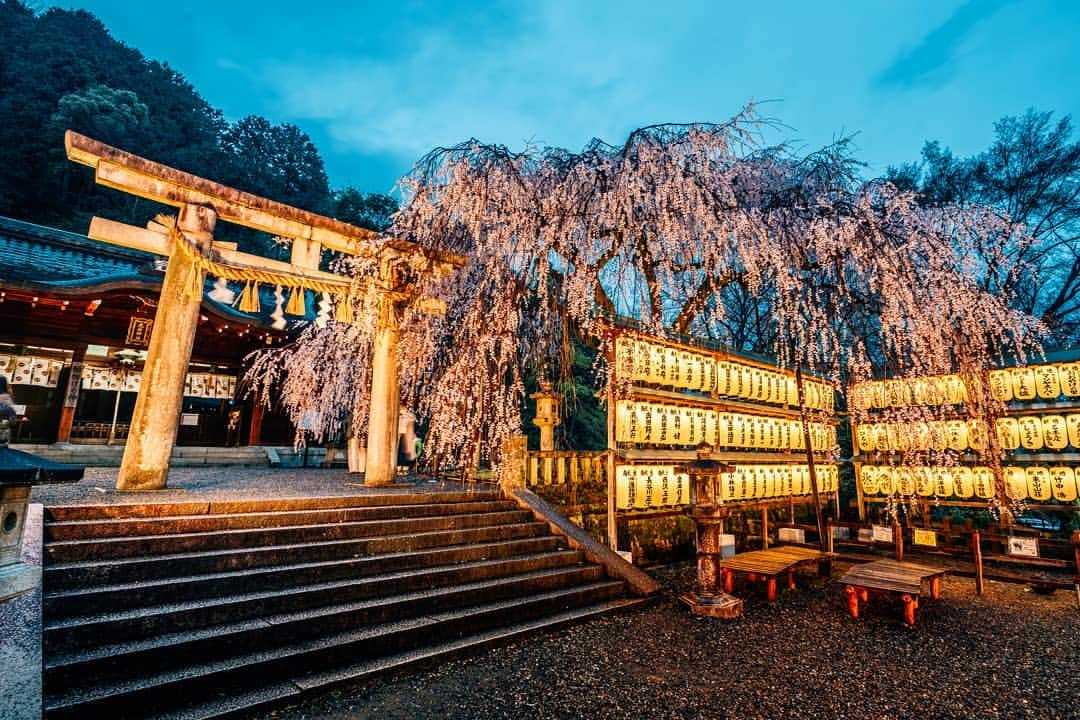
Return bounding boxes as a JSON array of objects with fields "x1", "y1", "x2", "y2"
[{"x1": 117, "y1": 204, "x2": 215, "y2": 490}]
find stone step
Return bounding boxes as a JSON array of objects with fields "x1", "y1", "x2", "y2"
[
  {"x1": 45, "y1": 563, "x2": 608, "y2": 680},
  {"x1": 44, "y1": 500, "x2": 520, "y2": 540},
  {"x1": 44, "y1": 509, "x2": 535, "y2": 562},
  {"x1": 44, "y1": 582, "x2": 629, "y2": 719},
  {"x1": 44, "y1": 491, "x2": 501, "y2": 521},
  {"x1": 44, "y1": 535, "x2": 565, "y2": 614},
  {"x1": 43, "y1": 522, "x2": 551, "y2": 589},
  {"x1": 44, "y1": 549, "x2": 585, "y2": 632}
]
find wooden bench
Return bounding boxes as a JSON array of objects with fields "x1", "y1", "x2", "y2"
[
  {"x1": 839, "y1": 559, "x2": 947, "y2": 626},
  {"x1": 720, "y1": 546, "x2": 834, "y2": 601}
]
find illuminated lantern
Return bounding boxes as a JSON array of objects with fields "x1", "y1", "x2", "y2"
[
  {"x1": 748, "y1": 368, "x2": 763, "y2": 401},
  {"x1": 616, "y1": 466, "x2": 635, "y2": 509},
  {"x1": 1012, "y1": 368, "x2": 1037, "y2": 401},
  {"x1": 704, "y1": 410, "x2": 719, "y2": 447},
  {"x1": 738, "y1": 365, "x2": 753, "y2": 398},
  {"x1": 1018, "y1": 416, "x2": 1045, "y2": 450},
  {"x1": 1067, "y1": 414, "x2": 1080, "y2": 448},
  {"x1": 826, "y1": 465, "x2": 840, "y2": 492},
  {"x1": 884, "y1": 423, "x2": 901, "y2": 452},
  {"x1": 716, "y1": 362, "x2": 732, "y2": 395},
  {"x1": 792, "y1": 465, "x2": 809, "y2": 495},
  {"x1": 966, "y1": 419, "x2": 988, "y2": 452},
  {"x1": 702, "y1": 356, "x2": 716, "y2": 392},
  {"x1": 651, "y1": 403, "x2": 668, "y2": 444},
  {"x1": 877, "y1": 466, "x2": 895, "y2": 496},
  {"x1": 761, "y1": 465, "x2": 775, "y2": 498},
  {"x1": 745, "y1": 416, "x2": 759, "y2": 448},
  {"x1": 874, "y1": 424, "x2": 891, "y2": 452},
  {"x1": 790, "y1": 421, "x2": 806, "y2": 451},
  {"x1": 732, "y1": 414, "x2": 748, "y2": 447},
  {"x1": 716, "y1": 412, "x2": 733, "y2": 447},
  {"x1": 855, "y1": 421, "x2": 876, "y2": 452},
  {"x1": 646, "y1": 344, "x2": 664, "y2": 384},
  {"x1": 996, "y1": 417, "x2": 1021, "y2": 451},
  {"x1": 676, "y1": 351, "x2": 691, "y2": 389},
  {"x1": 806, "y1": 381, "x2": 821, "y2": 410},
  {"x1": 945, "y1": 420, "x2": 969, "y2": 451},
  {"x1": 672, "y1": 469, "x2": 690, "y2": 505},
  {"x1": 953, "y1": 467, "x2": 974, "y2": 498},
  {"x1": 1026, "y1": 466, "x2": 1051, "y2": 502},
  {"x1": 767, "y1": 418, "x2": 782, "y2": 449},
  {"x1": 658, "y1": 467, "x2": 674, "y2": 507},
  {"x1": 1034, "y1": 365, "x2": 1061, "y2": 400},
  {"x1": 1058, "y1": 363, "x2": 1080, "y2": 397},
  {"x1": 1003, "y1": 466, "x2": 1028, "y2": 500},
  {"x1": 943, "y1": 375, "x2": 967, "y2": 405},
  {"x1": 988, "y1": 369, "x2": 1013, "y2": 402},
  {"x1": 913, "y1": 466, "x2": 934, "y2": 496},
  {"x1": 894, "y1": 466, "x2": 915, "y2": 495},
  {"x1": 665, "y1": 347, "x2": 680, "y2": 386},
  {"x1": 912, "y1": 422, "x2": 931, "y2": 451},
  {"x1": 929, "y1": 421, "x2": 948, "y2": 452},
  {"x1": 777, "y1": 419, "x2": 791, "y2": 450},
  {"x1": 615, "y1": 400, "x2": 635, "y2": 442},
  {"x1": 932, "y1": 467, "x2": 954, "y2": 497},
  {"x1": 668, "y1": 406, "x2": 684, "y2": 444},
  {"x1": 860, "y1": 466, "x2": 879, "y2": 495},
  {"x1": 779, "y1": 465, "x2": 794, "y2": 496},
  {"x1": 972, "y1": 467, "x2": 995, "y2": 498},
  {"x1": 722, "y1": 466, "x2": 738, "y2": 502},
  {"x1": 785, "y1": 377, "x2": 798, "y2": 405},
  {"x1": 1049, "y1": 466, "x2": 1077, "y2": 502},
  {"x1": 615, "y1": 337, "x2": 633, "y2": 379},
  {"x1": 1042, "y1": 415, "x2": 1068, "y2": 451},
  {"x1": 884, "y1": 380, "x2": 902, "y2": 407},
  {"x1": 752, "y1": 466, "x2": 767, "y2": 498},
  {"x1": 822, "y1": 384, "x2": 836, "y2": 413}
]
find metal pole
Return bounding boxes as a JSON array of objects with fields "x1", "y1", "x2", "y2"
[{"x1": 107, "y1": 375, "x2": 123, "y2": 446}]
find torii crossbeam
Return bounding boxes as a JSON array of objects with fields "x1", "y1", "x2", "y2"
[{"x1": 65, "y1": 131, "x2": 465, "y2": 490}]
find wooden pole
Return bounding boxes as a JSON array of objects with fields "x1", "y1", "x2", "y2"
[
  {"x1": 606, "y1": 342, "x2": 618, "y2": 551},
  {"x1": 795, "y1": 365, "x2": 828, "y2": 553},
  {"x1": 893, "y1": 517, "x2": 903, "y2": 562},
  {"x1": 55, "y1": 345, "x2": 86, "y2": 443},
  {"x1": 972, "y1": 529, "x2": 984, "y2": 595},
  {"x1": 761, "y1": 506, "x2": 769, "y2": 550},
  {"x1": 116, "y1": 204, "x2": 215, "y2": 491}
]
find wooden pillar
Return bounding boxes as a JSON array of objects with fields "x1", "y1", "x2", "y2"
[
  {"x1": 247, "y1": 402, "x2": 264, "y2": 446},
  {"x1": 55, "y1": 345, "x2": 87, "y2": 443},
  {"x1": 972, "y1": 529, "x2": 984, "y2": 595},
  {"x1": 364, "y1": 292, "x2": 401, "y2": 486},
  {"x1": 116, "y1": 204, "x2": 215, "y2": 491},
  {"x1": 761, "y1": 506, "x2": 769, "y2": 549}
]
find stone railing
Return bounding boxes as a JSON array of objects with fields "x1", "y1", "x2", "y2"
[{"x1": 524, "y1": 450, "x2": 608, "y2": 487}]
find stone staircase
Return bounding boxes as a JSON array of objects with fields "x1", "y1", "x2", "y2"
[{"x1": 40, "y1": 491, "x2": 645, "y2": 719}]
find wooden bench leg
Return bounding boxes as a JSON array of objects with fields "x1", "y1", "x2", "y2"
[
  {"x1": 722, "y1": 568, "x2": 734, "y2": 594},
  {"x1": 844, "y1": 585, "x2": 860, "y2": 618},
  {"x1": 902, "y1": 594, "x2": 918, "y2": 626},
  {"x1": 931, "y1": 577, "x2": 941, "y2": 600},
  {"x1": 748, "y1": 572, "x2": 757, "y2": 583},
  {"x1": 767, "y1": 577, "x2": 778, "y2": 602}
]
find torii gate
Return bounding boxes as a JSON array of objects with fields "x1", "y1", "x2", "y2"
[{"x1": 65, "y1": 131, "x2": 465, "y2": 490}]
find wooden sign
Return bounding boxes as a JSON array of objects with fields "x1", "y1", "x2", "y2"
[
  {"x1": 913, "y1": 529, "x2": 937, "y2": 547},
  {"x1": 871, "y1": 525, "x2": 894, "y2": 543},
  {"x1": 1006, "y1": 536, "x2": 1039, "y2": 558}
]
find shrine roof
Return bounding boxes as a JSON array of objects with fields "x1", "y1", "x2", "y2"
[{"x1": 0, "y1": 215, "x2": 304, "y2": 329}]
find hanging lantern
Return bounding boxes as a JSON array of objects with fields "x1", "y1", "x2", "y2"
[
  {"x1": 913, "y1": 466, "x2": 934, "y2": 497},
  {"x1": 945, "y1": 420, "x2": 969, "y2": 451},
  {"x1": 738, "y1": 365, "x2": 753, "y2": 399},
  {"x1": 932, "y1": 467, "x2": 954, "y2": 497},
  {"x1": 1012, "y1": 368, "x2": 1037, "y2": 401},
  {"x1": 894, "y1": 466, "x2": 915, "y2": 495},
  {"x1": 616, "y1": 466, "x2": 635, "y2": 509},
  {"x1": 966, "y1": 419, "x2": 988, "y2": 452},
  {"x1": 860, "y1": 465, "x2": 880, "y2": 495},
  {"x1": 1018, "y1": 416, "x2": 1045, "y2": 450},
  {"x1": 614, "y1": 400, "x2": 634, "y2": 442},
  {"x1": 877, "y1": 466, "x2": 895, "y2": 496},
  {"x1": 953, "y1": 467, "x2": 974, "y2": 498},
  {"x1": 911, "y1": 422, "x2": 931, "y2": 451},
  {"x1": 1003, "y1": 466, "x2": 1029, "y2": 500},
  {"x1": 1058, "y1": 363, "x2": 1080, "y2": 397},
  {"x1": 681, "y1": 352, "x2": 697, "y2": 390},
  {"x1": 702, "y1": 356, "x2": 716, "y2": 393},
  {"x1": 1049, "y1": 466, "x2": 1078, "y2": 502},
  {"x1": 943, "y1": 375, "x2": 967, "y2": 405},
  {"x1": 790, "y1": 421, "x2": 806, "y2": 450},
  {"x1": 988, "y1": 370, "x2": 1013, "y2": 402},
  {"x1": 972, "y1": 467, "x2": 995, "y2": 499},
  {"x1": 1034, "y1": 365, "x2": 1061, "y2": 400},
  {"x1": 704, "y1": 409, "x2": 719, "y2": 447},
  {"x1": 996, "y1": 417, "x2": 1021, "y2": 451},
  {"x1": 785, "y1": 377, "x2": 798, "y2": 405},
  {"x1": 636, "y1": 467, "x2": 652, "y2": 509},
  {"x1": 928, "y1": 421, "x2": 948, "y2": 452},
  {"x1": 717, "y1": 412, "x2": 733, "y2": 447},
  {"x1": 716, "y1": 361, "x2": 732, "y2": 395},
  {"x1": 1042, "y1": 415, "x2": 1068, "y2": 451},
  {"x1": 873, "y1": 423, "x2": 890, "y2": 452},
  {"x1": 208, "y1": 275, "x2": 235, "y2": 304},
  {"x1": 1026, "y1": 466, "x2": 1051, "y2": 502}
]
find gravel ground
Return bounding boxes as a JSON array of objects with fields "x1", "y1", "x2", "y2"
[
  {"x1": 30, "y1": 467, "x2": 485, "y2": 506},
  {"x1": 251, "y1": 562, "x2": 1079, "y2": 720}
]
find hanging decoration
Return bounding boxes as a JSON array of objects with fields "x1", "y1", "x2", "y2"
[
  {"x1": 235, "y1": 281, "x2": 261, "y2": 313},
  {"x1": 285, "y1": 287, "x2": 307, "y2": 316},
  {"x1": 271, "y1": 285, "x2": 286, "y2": 330}
]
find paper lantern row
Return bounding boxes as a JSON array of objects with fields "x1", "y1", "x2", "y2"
[
  {"x1": 614, "y1": 337, "x2": 834, "y2": 411},
  {"x1": 860, "y1": 464, "x2": 1078, "y2": 502},
  {"x1": 615, "y1": 463, "x2": 840, "y2": 510},
  {"x1": 80, "y1": 369, "x2": 237, "y2": 399},
  {"x1": 614, "y1": 400, "x2": 837, "y2": 451},
  {"x1": 0, "y1": 354, "x2": 63, "y2": 388},
  {"x1": 857, "y1": 414, "x2": 1080, "y2": 453},
  {"x1": 851, "y1": 363, "x2": 1080, "y2": 410}
]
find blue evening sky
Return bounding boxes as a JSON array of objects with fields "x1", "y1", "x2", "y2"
[{"x1": 60, "y1": 0, "x2": 1080, "y2": 194}]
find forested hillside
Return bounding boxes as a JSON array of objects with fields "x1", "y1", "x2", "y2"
[{"x1": 0, "y1": 0, "x2": 394, "y2": 241}]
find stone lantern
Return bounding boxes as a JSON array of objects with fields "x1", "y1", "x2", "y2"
[
  {"x1": 676, "y1": 442, "x2": 743, "y2": 619},
  {"x1": 530, "y1": 379, "x2": 561, "y2": 452}
]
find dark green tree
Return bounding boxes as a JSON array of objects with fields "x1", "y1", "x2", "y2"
[{"x1": 332, "y1": 188, "x2": 398, "y2": 232}]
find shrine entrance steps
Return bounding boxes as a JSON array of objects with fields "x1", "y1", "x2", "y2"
[{"x1": 40, "y1": 491, "x2": 645, "y2": 719}]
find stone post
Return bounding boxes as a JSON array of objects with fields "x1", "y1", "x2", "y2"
[
  {"x1": 116, "y1": 204, "x2": 215, "y2": 491},
  {"x1": 364, "y1": 292, "x2": 401, "y2": 486},
  {"x1": 500, "y1": 435, "x2": 528, "y2": 491},
  {"x1": 530, "y1": 380, "x2": 560, "y2": 452}
]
